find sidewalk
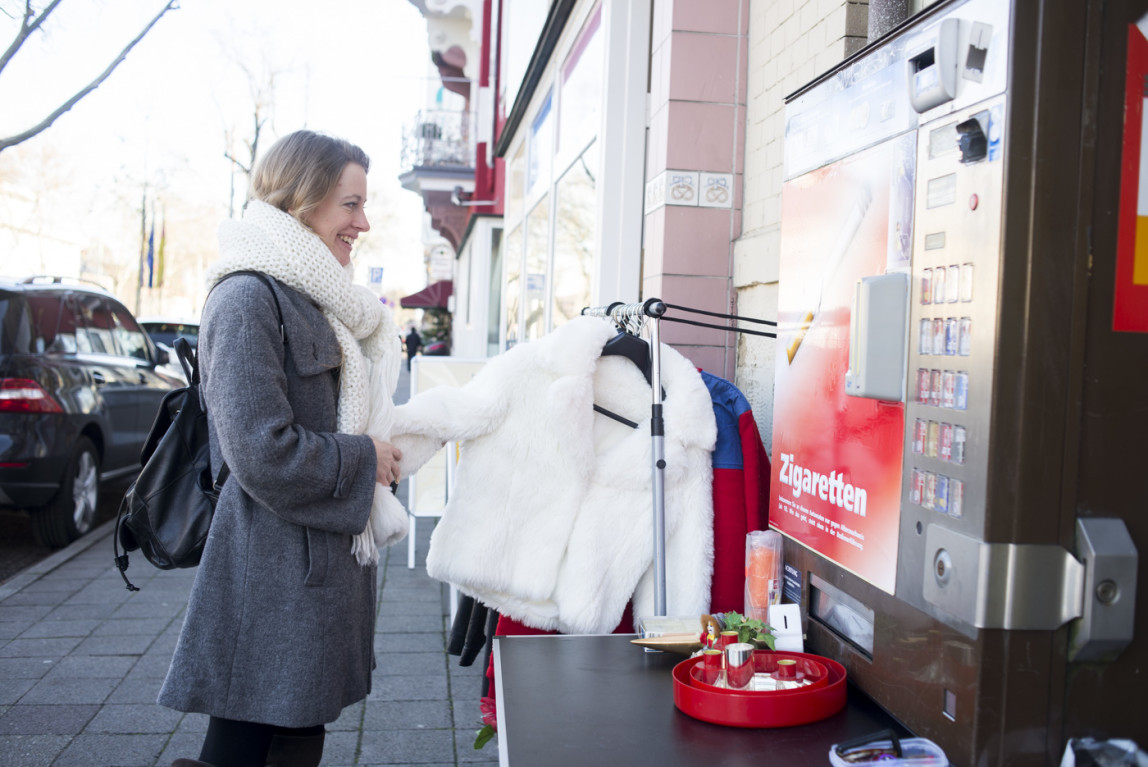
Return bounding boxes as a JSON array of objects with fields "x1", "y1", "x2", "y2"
[{"x1": 0, "y1": 364, "x2": 499, "y2": 767}]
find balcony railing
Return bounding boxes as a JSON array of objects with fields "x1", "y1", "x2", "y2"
[{"x1": 401, "y1": 109, "x2": 473, "y2": 172}]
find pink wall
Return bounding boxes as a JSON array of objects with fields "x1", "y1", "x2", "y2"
[{"x1": 644, "y1": 0, "x2": 749, "y2": 382}]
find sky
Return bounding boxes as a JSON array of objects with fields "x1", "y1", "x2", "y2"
[{"x1": 0, "y1": 0, "x2": 435, "y2": 317}]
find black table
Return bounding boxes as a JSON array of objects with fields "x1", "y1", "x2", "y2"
[{"x1": 493, "y1": 634, "x2": 910, "y2": 766}]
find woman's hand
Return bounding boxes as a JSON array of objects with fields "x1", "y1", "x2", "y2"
[{"x1": 372, "y1": 439, "x2": 403, "y2": 486}]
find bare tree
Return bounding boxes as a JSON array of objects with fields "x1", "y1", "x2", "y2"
[
  {"x1": 0, "y1": 0, "x2": 178, "y2": 153},
  {"x1": 219, "y1": 54, "x2": 280, "y2": 216}
]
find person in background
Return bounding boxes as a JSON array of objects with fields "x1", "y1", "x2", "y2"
[
  {"x1": 405, "y1": 325, "x2": 422, "y2": 370},
  {"x1": 159, "y1": 130, "x2": 408, "y2": 767}
]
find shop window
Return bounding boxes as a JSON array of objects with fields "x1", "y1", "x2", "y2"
[
  {"x1": 503, "y1": 224, "x2": 523, "y2": 348},
  {"x1": 557, "y1": 6, "x2": 602, "y2": 167},
  {"x1": 524, "y1": 196, "x2": 550, "y2": 341},
  {"x1": 551, "y1": 140, "x2": 598, "y2": 330},
  {"x1": 527, "y1": 90, "x2": 554, "y2": 196},
  {"x1": 487, "y1": 228, "x2": 503, "y2": 356}
]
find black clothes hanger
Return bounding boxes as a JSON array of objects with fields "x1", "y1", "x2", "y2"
[
  {"x1": 594, "y1": 330, "x2": 649, "y2": 430},
  {"x1": 601, "y1": 329, "x2": 652, "y2": 385}
]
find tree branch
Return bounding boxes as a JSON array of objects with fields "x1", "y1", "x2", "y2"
[
  {"x1": 223, "y1": 150, "x2": 252, "y2": 175},
  {"x1": 0, "y1": 0, "x2": 64, "y2": 78},
  {"x1": 0, "y1": 0, "x2": 178, "y2": 153}
]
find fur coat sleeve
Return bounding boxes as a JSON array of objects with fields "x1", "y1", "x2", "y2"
[{"x1": 390, "y1": 316, "x2": 718, "y2": 635}]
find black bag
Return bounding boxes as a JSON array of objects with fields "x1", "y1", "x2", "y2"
[{"x1": 113, "y1": 271, "x2": 284, "y2": 591}]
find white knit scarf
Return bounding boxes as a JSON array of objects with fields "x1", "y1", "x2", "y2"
[{"x1": 211, "y1": 198, "x2": 408, "y2": 565}]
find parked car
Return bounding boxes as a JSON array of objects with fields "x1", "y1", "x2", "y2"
[
  {"x1": 138, "y1": 317, "x2": 199, "y2": 351},
  {"x1": 138, "y1": 317, "x2": 200, "y2": 383},
  {"x1": 0, "y1": 277, "x2": 183, "y2": 547}
]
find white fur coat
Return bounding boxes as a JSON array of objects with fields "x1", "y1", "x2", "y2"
[{"x1": 390, "y1": 316, "x2": 717, "y2": 635}]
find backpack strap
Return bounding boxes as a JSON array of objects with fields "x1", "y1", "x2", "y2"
[{"x1": 204, "y1": 270, "x2": 289, "y2": 493}]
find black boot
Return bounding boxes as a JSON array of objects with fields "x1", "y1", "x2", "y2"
[{"x1": 264, "y1": 729, "x2": 325, "y2": 767}]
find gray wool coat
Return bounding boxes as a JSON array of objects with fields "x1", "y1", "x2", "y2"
[{"x1": 157, "y1": 274, "x2": 380, "y2": 728}]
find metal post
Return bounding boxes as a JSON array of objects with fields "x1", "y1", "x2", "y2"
[{"x1": 646, "y1": 299, "x2": 667, "y2": 616}]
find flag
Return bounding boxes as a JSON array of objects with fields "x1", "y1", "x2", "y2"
[
  {"x1": 146, "y1": 222, "x2": 155, "y2": 288},
  {"x1": 156, "y1": 218, "x2": 166, "y2": 288}
]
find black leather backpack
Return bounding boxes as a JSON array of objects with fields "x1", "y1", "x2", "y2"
[{"x1": 113, "y1": 271, "x2": 284, "y2": 590}]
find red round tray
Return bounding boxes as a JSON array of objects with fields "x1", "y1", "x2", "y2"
[
  {"x1": 673, "y1": 650, "x2": 847, "y2": 728},
  {"x1": 689, "y1": 652, "x2": 830, "y2": 692}
]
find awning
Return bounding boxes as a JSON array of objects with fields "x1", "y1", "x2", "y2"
[{"x1": 400, "y1": 280, "x2": 453, "y2": 309}]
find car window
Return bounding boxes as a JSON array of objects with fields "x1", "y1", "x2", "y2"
[
  {"x1": 53, "y1": 300, "x2": 79, "y2": 352},
  {"x1": 74, "y1": 293, "x2": 120, "y2": 356},
  {"x1": 0, "y1": 293, "x2": 75, "y2": 354},
  {"x1": 108, "y1": 301, "x2": 150, "y2": 361}
]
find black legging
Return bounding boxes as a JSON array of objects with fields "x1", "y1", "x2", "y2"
[{"x1": 200, "y1": 716, "x2": 324, "y2": 767}]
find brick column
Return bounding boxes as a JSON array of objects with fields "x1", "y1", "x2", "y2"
[{"x1": 643, "y1": 0, "x2": 749, "y2": 379}]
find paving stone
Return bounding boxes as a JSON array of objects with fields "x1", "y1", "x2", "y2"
[
  {"x1": 0, "y1": 589, "x2": 73, "y2": 607},
  {"x1": 0, "y1": 733, "x2": 71, "y2": 766},
  {"x1": 105, "y1": 677, "x2": 162, "y2": 705},
  {"x1": 0, "y1": 656, "x2": 56, "y2": 679},
  {"x1": 44, "y1": 654, "x2": 137, "y2": 679},
  {"x1": 0, "y1": 604, "x2": 54, "y2": 622},
  {"x1": 44, "y1": 603, "x2": 115, "y2": 620},
  {"x1": 0, "y1": 677, "x2": 36, "y2": 705},
  {"x1": 110, "y1": 599, "x2": 187, "y2": 620},
  {"x1": 156, "y1": 731, "x2": 204, "y2": 766},
  {"x1": 376, "y1": 631, "x2": 443, "y2": 654},
  {"x1": 17, "y1": 618, "x2": 100, "y2": 639},
  {"x1": 71, "y1": 632, "x2": 155, "y2": 656},
  {"x1": 321, "y1": 728, "x2": 360, "y2": 765},
  {"x1": 50, "y1": 732, "x2": 167, "y2": 767},
  {"x1": 0, "y1": 635, "x2": 83, "y2": 658},
  {"x1": 363, "y1": 699, "x2": 452, "y2": 731},
  {"x1": 174, "y1": 712, "x2": 208, "y2": 734},
  {"x1": 379, "y1": 651, "x2": 447, "y2": 677},
  {"x1": 379, "y1": 598, "x2": 446, "y2": 618},
  {"x1": 20, "y1": 675, "x2": 117, "y2": 705},
  {"x1": 122, "y1": 652, "x2": 173, "y2": 679},
  {"x1": 17, "y1": 576, "x2": 86, "y2": 594},
  {"x1": 455, "y1": 730, "x2": 501, "y2": 763},
  {"x1": 92, "y1": 617, "x2": 170, "y2": 637},
  {"x1": 377, "y1": 614, "x2": 446, "y2": 634},
  {"x1": 61, "y1": 582, "x2": 133, "y2": 606},
  {"x1": 358, "y1": 727, "x2": 457, "y2": 764},
  {"x1": 82, "y1": 702, "x2": 182, "y2": 733},
  {"x1": 0, "y1": 619, "x2": 33, "y2": 640},
  {"x1": 370, "y1": 674, "x2": 448, "y2": 703},
  {"x1": 0, "y1": 703, "x2": 98, "y2": 735},
  {"x1": 451, "y1": 698, "x2": 486, "y2": 732}
]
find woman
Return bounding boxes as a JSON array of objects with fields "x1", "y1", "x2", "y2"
[{"x1": 160, "y1": 130, "x2": 407, "y2": 767}]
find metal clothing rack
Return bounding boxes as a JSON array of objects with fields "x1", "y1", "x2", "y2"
[{"x1": 581, "y1": 298, "x2": 777, "y2": 617}]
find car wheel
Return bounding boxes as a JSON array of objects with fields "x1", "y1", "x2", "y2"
[{"x1": 32, "y1": 437, "x2": 100, "y2": 548}]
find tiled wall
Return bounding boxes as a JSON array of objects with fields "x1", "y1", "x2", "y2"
[
  {"x1": 733, "y1": 0, "x2": 869, "y2": 454},
  {"x1": 643, "y1": 0, "x2": 749, "y2": 380}
]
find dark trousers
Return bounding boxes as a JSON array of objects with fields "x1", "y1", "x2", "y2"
[{"x1": 200, "y1": 716, "x2": 324, "y2": 767}]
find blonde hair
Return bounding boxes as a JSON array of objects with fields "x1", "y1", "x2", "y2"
[{"x1": 249, "y1": 130, "x2": 370, "y2": 224}]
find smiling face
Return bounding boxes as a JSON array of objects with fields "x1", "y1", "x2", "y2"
[{"x1": 301, "y1": 162, "x2": 370, "y2": 266}]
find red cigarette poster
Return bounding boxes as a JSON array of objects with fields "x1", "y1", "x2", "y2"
[
  {"x1": 1114, "y1": 23, "x2": 1148, "y2": 333},
  {"x1": 771, "y1": 138, "x2": 910, "y2": 594}
]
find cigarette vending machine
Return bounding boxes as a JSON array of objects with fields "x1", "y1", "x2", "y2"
[{"x1": 772, "y1": 1, "x2": 1145, "y2": 763}]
